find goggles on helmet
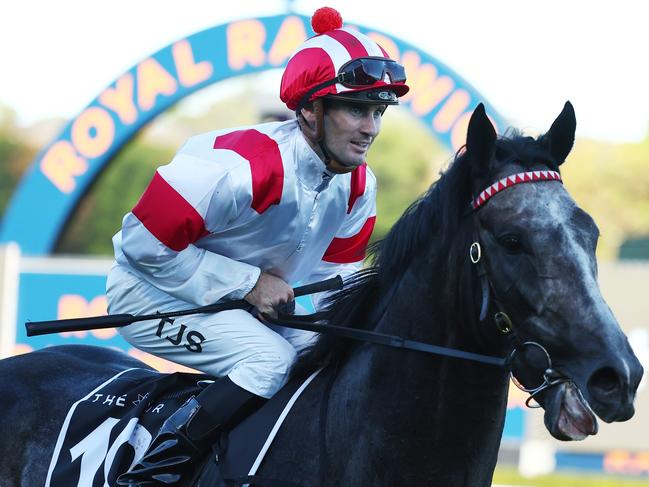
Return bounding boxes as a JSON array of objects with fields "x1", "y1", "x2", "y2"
[
  {"x1": 336, "y1": 57, "x2": 407, "y2": 87},
  {"x1": 298, "y1": 57, "x2": 407, "y2": 110}
]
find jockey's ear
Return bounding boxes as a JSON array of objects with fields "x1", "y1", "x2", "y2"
[
  {"x1": 298, "y1": 99, "x2": 325, "y2": 143},
  {"x1": 466, "y1": 103, "x2": 497, "y2": 180},
  {"x1": 540, "y1": 101, "x2": 576, "y2": 166},
  {"x1": 299, "y1": 102, "x2": 317, "y2": 126}
]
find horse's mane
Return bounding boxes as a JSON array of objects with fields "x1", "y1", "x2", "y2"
[{"x1": 292, "y1": 130, "x2": 554, "y2": 376}]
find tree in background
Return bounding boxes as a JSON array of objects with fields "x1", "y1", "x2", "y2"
[
  {"x1": 55, "y1": 134, "x2": 175, "y2": 255},
  {"x1": 562, "y1": 134, "x2": 649, "y2": 259},
  {"x1": 367, "y1": 110, "x2": 446, "y2": 238},
  {"x1": 0, "y1": 106, "x2": 37, "y2": 212}
]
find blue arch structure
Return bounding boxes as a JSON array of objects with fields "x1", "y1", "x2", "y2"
[{"x1": 0, "y1": 14, "x2": 505, "y2": 255}]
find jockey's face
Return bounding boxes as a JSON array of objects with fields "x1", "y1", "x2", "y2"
[{"x1": 322, "y1": 99, "x2": 386, "y2": 168}]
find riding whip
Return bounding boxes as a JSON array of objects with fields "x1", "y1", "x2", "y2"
[{"x1": 25, "y1": 275, "x2": 343, "y2": 337}]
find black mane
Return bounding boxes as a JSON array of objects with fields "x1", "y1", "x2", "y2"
[{"x1": 292, "y1": 130, "x2": 556, "y2": 375}]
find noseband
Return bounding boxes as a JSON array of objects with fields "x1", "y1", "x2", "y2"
[{"x1": 470, "y1": 168, "x2": 571, "y2": 407}]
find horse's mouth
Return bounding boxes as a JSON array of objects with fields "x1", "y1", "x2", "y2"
[{"x1": 545, "y1": 381, "x2": 598, "y2": 441}]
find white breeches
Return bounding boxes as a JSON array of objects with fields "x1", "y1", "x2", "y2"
[{"x1": 106, "y1": 265, "x2": 318, "y2": 398}]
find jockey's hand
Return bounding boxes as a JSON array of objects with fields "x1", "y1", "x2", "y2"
[{"x1": 244, "y1": 272, "x2": 294, "y2": 319}]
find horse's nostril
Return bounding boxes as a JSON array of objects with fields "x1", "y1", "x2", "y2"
[{"x1": 588, "y1": 367, "x2": 621, "y2": 398}]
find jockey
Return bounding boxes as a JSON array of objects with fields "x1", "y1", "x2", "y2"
[{"x1": 111, "y1": 7, "x2": 409, "y2": 486}]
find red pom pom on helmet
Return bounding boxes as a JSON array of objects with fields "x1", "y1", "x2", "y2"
[{"x1": 311, "y1": 7, "x2": 343, "y2": 34}]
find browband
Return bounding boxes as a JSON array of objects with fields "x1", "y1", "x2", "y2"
[{"x1": 472, "y1": 170, "x2": 562, "y2": 210}]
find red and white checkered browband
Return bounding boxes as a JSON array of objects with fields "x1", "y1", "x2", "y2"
[{"x1": 472, "y1": 170, "x2": 562, "y2": 210}]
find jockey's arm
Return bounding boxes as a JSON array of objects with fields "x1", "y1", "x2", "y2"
[{"x1": 117, "y1": 152, "x2": 261, "y2": 307}]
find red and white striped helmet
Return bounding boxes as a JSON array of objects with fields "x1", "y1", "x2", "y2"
[{"x1": 280, "y1": 7, "x2": 409, "y2": 111}]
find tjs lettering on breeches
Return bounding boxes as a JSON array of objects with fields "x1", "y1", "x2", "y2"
[{"x1": 107, "y1": 265, "x2": 318, "y2": 399}]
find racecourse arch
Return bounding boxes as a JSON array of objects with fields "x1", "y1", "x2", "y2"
[{"x1": 0, "y1": 14, "x2": 505, "y2": 255}]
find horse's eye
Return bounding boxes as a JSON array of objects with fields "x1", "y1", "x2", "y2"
[{"x1": 499, "y1": 235, "x2": 523, "y2": 253}]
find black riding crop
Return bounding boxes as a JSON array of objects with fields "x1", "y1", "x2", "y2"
[{"x1": 25, "y1": 275, "x2": 343, "y2": 337}]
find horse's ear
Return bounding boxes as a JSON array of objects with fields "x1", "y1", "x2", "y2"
[
  {"x1": 466, "y1": 103, "x2": 497, "y2": 176},
  {"x1": 541, "y1": 101, "x2": 576, "y2": 165}
]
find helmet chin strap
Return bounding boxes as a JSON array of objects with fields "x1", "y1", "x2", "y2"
[{"x1": 297, "y1": 99, "x2": 356, "y2": 175}]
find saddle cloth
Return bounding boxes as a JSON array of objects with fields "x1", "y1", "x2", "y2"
[{"x1": 45, "y1": 367, "x2": 321, "y2": 487}]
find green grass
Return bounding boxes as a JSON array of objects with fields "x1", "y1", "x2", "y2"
[{"x1": 493, "y1": 467, "x2": 649, "y2": 486}]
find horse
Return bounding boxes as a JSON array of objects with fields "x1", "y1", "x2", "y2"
[{"x1": 0, "y1": 102, "x2": 643, "y2": 487}]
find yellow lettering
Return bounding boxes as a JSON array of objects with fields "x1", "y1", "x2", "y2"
[
  {"x1": 400, "y1": 51, "x2": 453, "y2": 116},
  {"x1": 71, "y1": 107, "x2": 115, "y2": 158},
  {"x1": 604, "y1": 450, "x2": 632, "y2": 474},
  {"x1": 98, "y1": 73, "x2": 138, "y2": 125},
  {"x1": 128, "y1": 349, "x2": 198, "y2": 374},
  {"x1": 506, "y1": 381, "x2": 528, "y2": 409},
  {"x1": 91, "y1": 327, "x2": 116, "y2": 340},
  {"x1": 137, "y1": 58, "x2": 179, "y2": 111},
  {"x1": 172, "y1": 39, "x2": 213, "y2": 87},
  {"x1": 227, "y1": 19, "x2": 266, "y2": 70},
  {"x1": 58, "y1": 295, "x2": 113, "y2": 339},
  {"x1": 367, "y1": 32, "x2": 400, "y2": 61},
  {"x1": 637, "y1": 452, "x2": 649, "y2": 474},
  {"x1": 433, "y1": 89, "x2": 471, "y2": 133},
  {"x1": 58, "y1": 294, "x2": 107, "y2": 319},
  {"x1": 40, "y1": 141, "x2": 88, "y2": 193},
  {"x1": 268, "y1": 16, "x2": 307, "y2": 66},
  {"x1": 11, "y1": 344, "x2": 33, "y2": 357},
  {"x1": 450, "y1": 112, "x2": 472, "y2": 152}
]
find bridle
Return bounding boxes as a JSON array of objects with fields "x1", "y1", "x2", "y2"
[
  {"x1": 469, "y1": 168, "x2": 572, "y2": 407},
  {"x1": 470, "y1": 234, "x2": 571, "y2": 407}
]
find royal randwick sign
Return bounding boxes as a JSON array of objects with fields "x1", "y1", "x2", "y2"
[{"x1": 0, "y1": 14, "x2": 503, "y2": 255}]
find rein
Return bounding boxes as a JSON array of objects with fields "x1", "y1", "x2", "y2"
[{"x1": 265, "y1": 313, "x2": 508, "y2": 367}]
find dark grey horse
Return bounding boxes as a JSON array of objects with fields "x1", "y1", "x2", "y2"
[{"x1": 0, "y1": 102, "x2": 643, "y2": 487}]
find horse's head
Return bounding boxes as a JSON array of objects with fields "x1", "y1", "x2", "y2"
[{"x1": 466, "y1": 102, "x2": 644, "y2": 441}]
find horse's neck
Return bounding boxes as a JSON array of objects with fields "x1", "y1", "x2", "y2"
[{"x1": 327, "y1": 268, "x2": 510, "y2": 486}]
